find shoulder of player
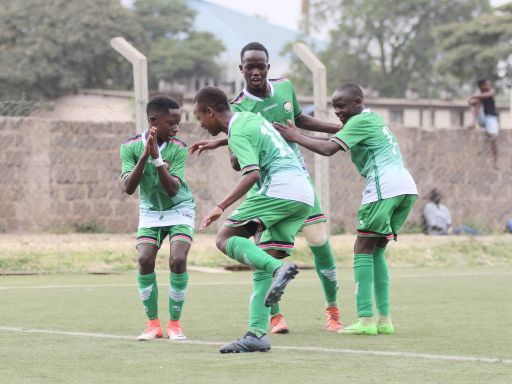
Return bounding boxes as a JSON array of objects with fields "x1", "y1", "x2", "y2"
[
  {"x1": 168, "y1": 137, "x2": 188, "y2": 149},
  {"x1": 230, "y1": 112, "x2": 260, "y2": 134},
  {"x1": 269, "y1": 77, "x2": 290, "y2": 85},
  {"x1": 229, "y1": 91, "x2": 246, "y2": 107},
  {"x1": 345, "y1": 111, "x2": 382, "y2": 128},
  {"x1": 121, "y1": 133, "x2": 142, "y2": 146}
]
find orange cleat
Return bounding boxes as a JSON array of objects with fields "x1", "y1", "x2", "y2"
[
  {"x1": 325, "y1": 307, "x2": 343, "y2": 332},
  {"x1": 137, "y1": 319, "x2": 163, "y2": 341},
  {"x1": 270, "y1": 314, "x2": 289, "y2": 334},
  {"x1": 167, "y1": 320, "x2": 187, "y2": 341}
]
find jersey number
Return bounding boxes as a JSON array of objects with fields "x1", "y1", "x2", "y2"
[
  {"x1": 382, "y1": 126, "x2": 399, "y2": 156},
  {"x1": 260, "y1": 120, "x2": 292, "y2": 157}
]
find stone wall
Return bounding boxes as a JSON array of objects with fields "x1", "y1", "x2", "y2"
[{"x1": 1, "y1": 117, "x2": 511, "y2": 233}]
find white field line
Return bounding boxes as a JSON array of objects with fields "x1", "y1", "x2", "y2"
[
  {"x1": 0, "y1": 326, "x2": 510, "y2": 365},
  {"x1": 1, "y1": 271, "x2": 511, "y2": 290}
]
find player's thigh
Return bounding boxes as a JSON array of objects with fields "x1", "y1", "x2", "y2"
[
  {"x1": 168, "y1": 224, "x2": 193, "y2": 260},
  {"x1": 389, "y1": 195, "x2": 417, "y2": 236},
  {"x1": 137, "y1": 227, "x2": 167, "y2": 252},
  {"x1": 356, "y1": 198, "x2": 401, "y2": 239},
  {"x1": 258, "y1": 200, "x2": 312, "y2": 256}
]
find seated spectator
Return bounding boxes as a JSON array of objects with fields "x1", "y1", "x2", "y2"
[{"x1": 423, "y1": 189, "x2": 479, "y2": 236}]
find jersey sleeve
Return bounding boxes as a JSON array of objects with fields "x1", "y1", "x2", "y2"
[
  {"x1": 120, "y1": 144, "x2": 137, "y2": 181},
  {"x1": 228, "y1": 129, "x2": 260, "y2": 175},
  {"x1": 330, "y1": 116, "x2": 367, "y2": 152},
  {"x1": 168, "y1": 146, "x2": 188, "y2": 185}
]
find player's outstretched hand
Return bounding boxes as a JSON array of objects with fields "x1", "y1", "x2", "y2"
[
  {"x1": 273, "y1": 119, "x2": 299, "y2": 142},
  {"x1": 189, "y1": 139, "x2": 219, "y2": 156},
  {"x1": 200, "y1": 205, "x2": 224, "y2": 231}
]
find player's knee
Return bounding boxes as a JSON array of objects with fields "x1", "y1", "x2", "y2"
[
  {"x1": 138, "y1": 253, "x2": 156, "y2": 271},
  {"x1": 303, "y1": 222, "x2": 328, "y2": 246},
  {"x1": 215, "y1": 234, "x2": 228, "y2": 254},
  {"x1": 170, "y1": 253, "x2": 187, "y2": 272}
]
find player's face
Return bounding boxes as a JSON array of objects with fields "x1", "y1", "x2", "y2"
[
  {"x1": 240, "y1": 50, "x2": 270, "y2": 91},
  {"x1": 479, "y1": 80, "x2": 491, "y2": 92},
  {"x1": 151, "y1": 109, "x2": 181, "y2": 141},
  {"x1": 193, "y1": 102, "x2": 221, "y2": 136},
  {"x1": 331, "y1": 91, "x2": 362, "y2": 124}
]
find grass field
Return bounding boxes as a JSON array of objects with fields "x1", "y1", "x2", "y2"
[{"x1": 1, "y1": 266, "x2": 511, "y2": 383}]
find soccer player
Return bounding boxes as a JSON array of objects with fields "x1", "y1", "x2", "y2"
[
  {"x1": 193, "y1": 86, "x2": 314, "y2": 353},
  {"x1": 120, "y1": 96, "x2": 195, "y2": 341},
  {"x1": 274, "y1": 83, "x2": 418, "y2": 335},
  {"x1": 189, "y1": 42, "x2": 343, "y2": 333}
]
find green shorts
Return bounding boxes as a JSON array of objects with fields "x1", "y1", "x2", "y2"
[
  {"x1": 357, "y1": 195, "x2": 416, "y2": 240},
  {"x1": 225, "y1": 194, "x2": 312, "y2": 254},
  {"x1": 302, "y1": 176, "x2": 327, "y2": 227},
  {"x1": 136, "y1": 224, "x2": 194, "y2": 249}
]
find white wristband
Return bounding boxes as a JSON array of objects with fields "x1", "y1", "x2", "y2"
[{"x1": 153, "y1": 156, "x2": 164, "y2": 167}]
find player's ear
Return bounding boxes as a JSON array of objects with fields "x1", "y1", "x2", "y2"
[
  {"x1": 207, "y1": 106, "x2": 214, "y2": 117},
  {"x1": 238, "y1": 64, "x2": 243, "y2": 72}
]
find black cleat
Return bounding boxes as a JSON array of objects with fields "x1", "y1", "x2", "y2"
[
  {"x1": 264, "y1": 263, "x2": 299, "y2": 307},
  {"x1": 219, "y1": 332, "x2": 271, "y2": 353}
]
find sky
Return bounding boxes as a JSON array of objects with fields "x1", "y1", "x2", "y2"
[{"x1": 207, "y1": 0, "x2": 510, "y2": 33}]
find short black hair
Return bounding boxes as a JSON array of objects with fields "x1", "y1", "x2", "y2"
[
  {"x1": 240, "y1": 42, "x2": 269, "y2": 61},
  {"x1": 336, "y1": 82, "x2": 364, "y2": 100},
  {"x1": 193, "y1": 86, "x2": 230, "y2": 112},
  {"x1": 477, "y1": 78, "x2": 488, "y2": 87},
  {"x1": 147, "y1": 95, "x2": 180, "y2": 117}
]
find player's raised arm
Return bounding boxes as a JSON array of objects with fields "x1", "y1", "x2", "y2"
[
  {"x1": 121, "y1": 128, "x2": 155, "y2": 195},
  {"x1": 274, "y1": 120, "x2": 340, "y2": 157},
  {"x1": 295, "y1": 113, "x2": 342, "y2": 134}
]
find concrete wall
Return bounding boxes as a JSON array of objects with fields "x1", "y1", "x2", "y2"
[{"x1": 1, "y1": 117, "x2": 511, "y2": 233}]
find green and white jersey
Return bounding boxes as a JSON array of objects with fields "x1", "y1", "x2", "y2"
[
  {"x1": 120, "y1": 133, "x2": 195, "y2": 228},
  {"x1": 228, "y1": 111, "x2": 314, "y2": 206},
  {"x1": 331, "y1": 109, "x2": 417, "y2": 204},
  {"x1": 230, "y1": 78, "x2": 308, "y2": 173}
]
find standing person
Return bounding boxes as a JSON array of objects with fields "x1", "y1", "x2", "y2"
[
  {"x1": 120, "y1": 96, "x2": 195, "y2": 341},
  {"x1": 468, "y1": 78, "x2": 500, "y2": 170},
  {"x1": 189, "y1": 42, "x2": 343, "y2": 333},
  {"x1": 193, "y1": 86, "x2": 314, "y2": 353},
  {"x1": 274, "y1": 83, "x2": 418, "y2": 335}
]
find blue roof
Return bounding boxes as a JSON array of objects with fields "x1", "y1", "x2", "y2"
[{"x1": 188, "y1": 0, "x2": 300, "y2": 63}]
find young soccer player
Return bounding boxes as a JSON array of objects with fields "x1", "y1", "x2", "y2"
[
  {"x1": 193, "y1": 86, "x2": 314, "y2": 353},
  {"x1": 274, "y1": 83, "x2": 417, "y2": 335},
  {"x1": 120, "y1": 96, "x2": 195, "y2": 341},
  {"x1": 190, "y1": 42, "x2": 343, "y2": 333}
]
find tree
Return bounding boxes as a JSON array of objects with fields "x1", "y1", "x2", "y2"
[
  {"x1": 133, "y1": 0, "x2": 225, "y2": 87},
  {"x1": 291, "y1": 0, "x2": 491, "y2": 97},
  {"x1": 0, "y1": 0, "x2": 147, "y2": 100},
  {"x1": 435, "y1": 3, "x2": 512, "y2": 92}
]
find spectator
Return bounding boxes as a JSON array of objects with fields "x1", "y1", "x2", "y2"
[
  {"x1": 468, "y1": 79, "x2": 500, "y2": 170},
  {"x1": 423, "y1": 189, "x2": 479, "y2": 236}
]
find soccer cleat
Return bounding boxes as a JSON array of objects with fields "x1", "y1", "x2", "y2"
[
  {"x1": 167, "y1": 320, "x2": 187, "y2": 341},
  {"x1": 219, "y1": 332, "x2": 271, "y2": 353},
  {"x1": 377, "y1": 321, "x2": 395, "y2": 335},
  {"x1": 264, "y1": 263, "x2": 299, "y2": 307},
  {"x1": 325, "y1": 307, "x2": 343, "y2": 332},
  {"x1": 338, "y1": 320, "x2": 377, "y2": 336},
  {"x1": 137, "y1": 319, "x2": 163, "y2": 341},
  {"x1": 270, "y1": 314, "x2": 289, "y2": 334}
]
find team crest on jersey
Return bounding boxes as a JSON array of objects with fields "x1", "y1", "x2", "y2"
[{"x1": 283, "y1": 101, "x2": 293, "y2": 113}]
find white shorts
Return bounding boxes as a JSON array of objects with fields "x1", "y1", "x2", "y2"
[{"x1": 478, "y1": 111, "x2": 499, "y2": 135}]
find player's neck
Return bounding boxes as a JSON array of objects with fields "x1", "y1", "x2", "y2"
[
  {"x1": 219, "y1": 110, "x2": 235, "y2": 133},
  {"x1": 246, "y1": 82, "x2": 270, "y2": 98}
]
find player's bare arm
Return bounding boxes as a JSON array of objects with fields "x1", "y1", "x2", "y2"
[
  {"x1": 274, "y1": 120, "x2": 340, "y2": 157},
  {"x1": 123, "y1": 128, "x2": 156, "y2": 195},
  {"x1": 200, "y1": 170, "x2": 260, "y2": 230},
  {"x1": 189, "y1": 137, "x2": 228, "y2": 156},
  {"x1": 295, "y1": 113, "x2": 342, "y2": 134}
]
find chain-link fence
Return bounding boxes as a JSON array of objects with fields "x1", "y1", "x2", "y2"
[{"x1": 1, "y1": 116, "x2": 511, "y2": 234}]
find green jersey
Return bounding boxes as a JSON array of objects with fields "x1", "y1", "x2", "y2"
[
  {"x1": 331, "y1": 109, "x2": 417, "y2": 204},
  {"x1": 230, "y1": 78, "x2": 308, "y2": 172},
  {"x1": 120, "y1": 133, "x2": 195, "y2": 228},
  {"x1": 228, "y1": 111, "x2": 314, "y2": 206}
]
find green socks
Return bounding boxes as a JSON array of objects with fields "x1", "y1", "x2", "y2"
[
  {"x1": 249, "y1": 271, "x2": 273, "y2": 337},
  {"x1": 138, "y1": 272, "x2": 158, "y2": 320},
  {"x1": 169, "y1": 272, "x2": 189, "y2": 321},
  {"x1": 270, "y1": 303, "x2": 280, "y2": 317},
  {"x1": 373, "y1": 247, "x2": 390, "y2": 316},
  {"x1": 311, "y1": 240, "x2": 339, "y2": 307},
  {"x1": 226, "y1": 236, "x2": 283, "y2": 274},
  {"x1": 353, "y1": 254, "x2": 374, "y2": 317}
]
